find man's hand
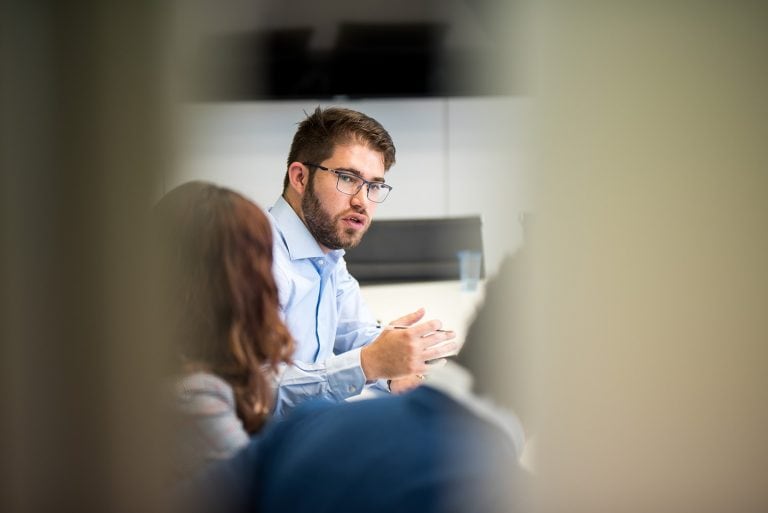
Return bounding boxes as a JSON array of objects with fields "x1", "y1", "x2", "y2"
[
  {"x1": 388, "y1": 308, "x2": 427, "y2": 329},
  {"x1": 360, "y1": 308, "x2": 457, "y2": 381},
  {"x1": 388, "y1": 374, "x2": 425, "y2": 394}
]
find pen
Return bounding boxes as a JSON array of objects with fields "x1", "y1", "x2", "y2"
[{"x1": 381, "y1": 325, "x2": 452, "y2": 333}]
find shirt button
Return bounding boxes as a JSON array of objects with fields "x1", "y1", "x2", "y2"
[
  {"x1": 348, "y1": 385, "x2": 357, "y2": 393},
  {"x1": 318, "y1": 259, "x2": 324, "y2": 265}
]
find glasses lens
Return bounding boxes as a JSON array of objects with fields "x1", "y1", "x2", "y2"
[
  {"x1": 336, "y1": 172, "x2": 363, "y2": 195},
  {"x1": 334, "y1": 171, "x2": 391, "y2": 203},
  {"x1": 368, "y1": 184, "x2": 391, "y2": 203}
]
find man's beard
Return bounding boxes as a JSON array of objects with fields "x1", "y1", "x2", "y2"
[{"x1": 301, "y1": 179, "x2": 367, "y2": 250}]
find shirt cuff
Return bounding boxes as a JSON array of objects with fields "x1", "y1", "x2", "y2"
[{"x1": 326, "y1": 347, "x2": 367, "y2": 400}]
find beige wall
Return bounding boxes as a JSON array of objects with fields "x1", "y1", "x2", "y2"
[
  {"x1": 1, "y1": 2, "x2": 174, "y2": 512},
  {"x1": 511, "y1": 2, "x2": 768, "y2": 512}
]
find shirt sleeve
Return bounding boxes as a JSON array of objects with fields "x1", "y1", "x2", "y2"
[
  {"x1": 271, "y1": 349, "x2": 368, "y2": 418},
  {"x1": 176, "y1": 374, "x2": 250, "y2": 469}
]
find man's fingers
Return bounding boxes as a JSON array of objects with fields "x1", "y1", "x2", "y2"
[
  {"x1": 422, "y1": 340, "x2": 459, "y2": 361},
  {"x1": 389, "y1": 307, "x2": 425, "y2": 327},
  {"x1": 389, "y1": 374, "x2": 424, "y2": 394},
  {"x1": 421, "y1": 333, "x2": 456, "y2": 350},
  {"x1": 425, "y1": 357, "x2": 447, "y2": 369},
  {"x1": 410, "y1": 319, "x2": 446, "y2": 337}
]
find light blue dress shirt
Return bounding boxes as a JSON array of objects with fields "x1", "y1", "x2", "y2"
[{"x1": 268, "y1": 196, "x2": 385, "y2": 416}]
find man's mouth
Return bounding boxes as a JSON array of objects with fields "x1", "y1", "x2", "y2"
[{"x1": 341, "y1": 214, "x2": 367, "y2": 229}]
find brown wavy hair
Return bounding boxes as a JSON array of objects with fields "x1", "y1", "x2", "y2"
[{"x1": 156, "y1": 181, "x2": 293, "y2": 433}]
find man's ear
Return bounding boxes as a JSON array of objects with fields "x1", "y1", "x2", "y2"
[{"x1": 287, "y1": 162, "x2": 309, "y2": 195}]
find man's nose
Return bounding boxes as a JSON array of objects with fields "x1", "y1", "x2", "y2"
[{"x1": 349, "y1": 185, "x2": 369, "y2": 208}]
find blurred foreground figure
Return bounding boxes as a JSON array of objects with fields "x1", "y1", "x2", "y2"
[{"x1": 176, "y1": 255, "x2": 530, "y2": 513}]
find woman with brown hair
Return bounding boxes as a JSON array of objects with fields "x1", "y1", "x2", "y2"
[{"x1": 155, "y1": 181, "x2": 293, "y2": 477}]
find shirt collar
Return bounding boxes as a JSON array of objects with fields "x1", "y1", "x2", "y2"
[{"x1": 270, "y1": 196, "x2": 345, "y2": 262}]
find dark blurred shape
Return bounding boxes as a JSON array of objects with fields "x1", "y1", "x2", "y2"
[
  {"x1": 264, "y1": 29, "x2": 317, "y2": 98},
  {"x1": 455, "y1": 252, "x2": 528, "y2": 422},
  {"x1": 330, "y1": 22, "x2": 446, "y2": 98},
  {"x1": 190, "y1": 19, "x2": 519, "y2": 100},
  {"x1": 194, "y1": 29, "x2": 313, "y2": 100},
  {"x1": 344, "y1": 216, "x2": 484, "y2": 284}
]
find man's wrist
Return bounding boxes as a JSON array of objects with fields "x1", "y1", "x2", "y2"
[{"x1": 360, "y1": 345, "x2": 378, "y2": 381}]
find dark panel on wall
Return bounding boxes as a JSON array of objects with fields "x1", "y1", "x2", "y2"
[
  {"x1": 344, "y1": 216, "x2": 484, "y2": 284},
  {"x1": 190, "y1": 22, "x2": 515, "y2": 100}
]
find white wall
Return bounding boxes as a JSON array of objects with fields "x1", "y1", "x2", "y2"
[{"x1": 171, "y1": 96, "x2": 529, "y2": 275}]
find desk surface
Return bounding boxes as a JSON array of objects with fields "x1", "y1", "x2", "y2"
[{"x1": 360, "y1": 280, "x2": 485, "y2": 350}]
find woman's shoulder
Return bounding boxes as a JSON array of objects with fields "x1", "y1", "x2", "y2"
[
  {"x1": 175, "y1": 372, "x2": 236, "y2": 414},
  {"x1": 172, "y1": 372, "x2": 250, "y2": 477}
]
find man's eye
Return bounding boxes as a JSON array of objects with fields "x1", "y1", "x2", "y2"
[
  {"x1": 338, "y1": 173, "x2": 358, "y2": 184},
  {"x1": 368, "y1": 183, "x2": 383, "y2": 192}
]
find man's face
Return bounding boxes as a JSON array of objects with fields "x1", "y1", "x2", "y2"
[{"x1": 301, "y1": 143, "x2": 386, "y2": 251}]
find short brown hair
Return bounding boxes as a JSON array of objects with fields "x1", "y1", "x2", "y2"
[
  {"x1": 283, "y1": 107, "x2": 396, "y2": 191},
  {"x1": 156, "y1": 181, "x2": 293, "y2": 433}
]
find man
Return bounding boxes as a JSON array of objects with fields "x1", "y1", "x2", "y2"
[{"x1": 268, "y1": 107, "x2": 458, "y2": 415}]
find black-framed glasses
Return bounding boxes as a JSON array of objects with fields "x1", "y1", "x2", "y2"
[{"x1": 302, "y1": 162, "x2": 393, "y2": 203}]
